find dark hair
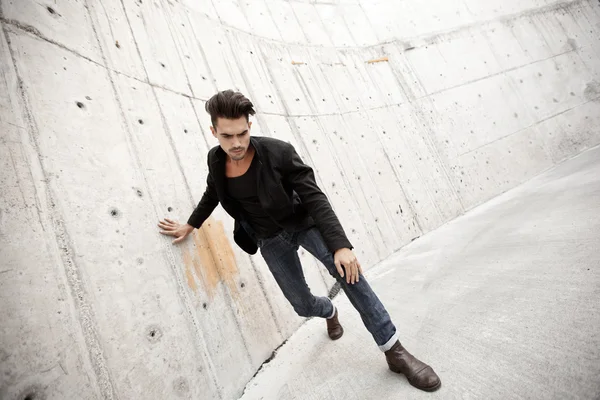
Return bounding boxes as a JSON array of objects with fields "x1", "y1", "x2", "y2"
[{"x1": 205, "y1": 90, "x2": 256, "y2": 128}]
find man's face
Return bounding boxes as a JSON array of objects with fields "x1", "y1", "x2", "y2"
[{"x1": 211, "y1": 116, "x2": 252, "y2": 161}]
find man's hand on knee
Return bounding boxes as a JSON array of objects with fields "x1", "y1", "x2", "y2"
[{"x1": 334, "y1": 248, "x2": 363, "y2": 285}]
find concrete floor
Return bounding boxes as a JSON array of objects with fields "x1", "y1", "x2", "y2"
[{"x1": 240, "y1": 146, "x2": 600, "y2": 400}]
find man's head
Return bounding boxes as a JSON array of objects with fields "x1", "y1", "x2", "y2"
[{"x1": 206, "y1": 90, "x2": 256, "y2": 161}]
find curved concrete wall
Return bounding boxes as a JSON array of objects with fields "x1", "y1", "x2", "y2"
[{"x1": 1, "y1": 0, "x2": 599, "y2": 399}]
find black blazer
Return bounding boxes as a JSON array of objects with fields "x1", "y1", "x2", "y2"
[{"x1": 187, "y1": 136, "x2": 353, "y2": 255}]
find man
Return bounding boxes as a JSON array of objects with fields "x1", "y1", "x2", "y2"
[{"x1": 158, "y1": 90, "x2": 441, "y2": 392}]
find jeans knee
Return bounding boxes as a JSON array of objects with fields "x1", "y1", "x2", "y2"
[{"x1": 292, "y1": 298, "x2": 316, "y2": 317}]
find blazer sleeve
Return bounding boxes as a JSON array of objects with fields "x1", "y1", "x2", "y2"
[
  {"x1": 187, "y1": 169, "x2": 219, "y2": 229},
  {"x1": 281, "y1": 143, "x2": 353, "y2": 253}
]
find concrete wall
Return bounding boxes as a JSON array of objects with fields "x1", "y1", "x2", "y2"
[{"x1": 1, "y1": 0, "x2": 598, "y2": 399}]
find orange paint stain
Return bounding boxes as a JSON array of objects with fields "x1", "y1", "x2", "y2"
[
  {"x1": 182, "y1": 217, "x2": 239, "y2": 300},
  {"x1": 183, "y1": 250, "x2": 198, "y2": 292}
]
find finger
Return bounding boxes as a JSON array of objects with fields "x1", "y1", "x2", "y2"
[
  {"x1": 158, "y1": 222, "x2": 176, "y2": 230},
  {"x1": 335, "y1": 260, "x2": 344, "y2": 279},
  {"x1": 346, "y1": 264, "x2": 351, "y2": 284},
  {"x1": 352, "y1": 262, "x2": 358, "y2": 284},
  {"x1": 173, "y1": 234, "x2": 186, "y2": 244},
  {"x1": 159, "y1": 230, "x2": 175, "y2": 236},
  {"x1": 165, "y1": 218, "x2": 177, "y2": 224}
]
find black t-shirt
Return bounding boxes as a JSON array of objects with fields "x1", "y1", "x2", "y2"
[{"x1": 226, "y1": 156, "x2": 282, "y2": 240}]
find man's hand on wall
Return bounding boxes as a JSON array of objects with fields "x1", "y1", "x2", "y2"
[
  {"x1": 158, "y1": 218, "x2": 194, "y2": 244},
  {"x1": 334, "y1": 248, "x2": 363, "y2": 285}
]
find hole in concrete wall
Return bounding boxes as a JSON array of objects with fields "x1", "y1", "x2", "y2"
[
  {"x1": 110, "y1": 208, "x2": 120, "y2": 218},
  {"x1": 147, "y1": 326, "x2": 162, "y2": 343},
  {"x1": 240, "y1": 282, "x2": 245, "y2": 288},
  {"x1": 173, "y1": 377, "x2": 190, "y2": 396},
  {"x1": 570, "y1": 92, "x2": 575, "y2": 96},
  {"x1": 167, "y1": 207, "x2": 173, "y2": 212},
  {"x1": 115, "y1": 41, "x2": 121, "y2": 49},
  {"x1": 553, "y1": 98, "x2": 558, "y2": 103},
  {"x1": 76, "y1": 102, "x2": 85, "y2": 109},
  {"x1": 47, "y1": 6, "x2": 56, "y2": 14},
  {"x1": 19, "y1": 386, "x2": 45, "y2": 400},
  {"x1": 86, "y1": 96, "x2": 92, "y2": 100},
  {"x1": 136, "y1": 189, "x2": 143, "y2": 197},
  {"x1": 184, "y1": 129, "x2": 188, "y2": 133},
  {"x1": 137, "y1": 258, "x2": 144, "y2": 265},
  {"x1": 202, "y1": 303, "x2": 208, "y2": 309},
  {"x1": 160, "y1": 62, "x2": 166, "y2": 68},
  {"x1": 138, "y1": 119, "x2": 144, "y2": 124}
]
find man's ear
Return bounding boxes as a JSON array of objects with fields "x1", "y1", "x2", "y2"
[
  {"x1": 248, "y1": 121, "x2": 252, "y2": 131},
  {"x1": 210, "y1": 126, "x2": 216, "y2": 137}
]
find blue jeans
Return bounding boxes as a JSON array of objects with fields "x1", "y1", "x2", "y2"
[{"x1": 257, "y1": 227, "x2": 400, "y2": 352}]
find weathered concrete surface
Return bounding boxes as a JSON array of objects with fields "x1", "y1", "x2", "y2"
[
  {"x1": 241, "y1": 145, "x2": 600, "y2": 400},
  {"x1": 1, "y1": 0, "x2": 599, "y2": 399}
]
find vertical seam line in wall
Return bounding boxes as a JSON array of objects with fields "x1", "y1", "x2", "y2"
[
  {"x1": 357, "y1": 2, "x2": 381, "y2": 44},
  {"x1": 323, "y1": 57, "x2": 398, "y2": 257},
  {"x1": 355, "y1": 55, "x2": 414, "y2": 242},
  {"x1": 348, "y1": 58, "x2": 407, "y2": 243},
  {"x1": 291, "y1": 61, "x2": 383, "y2": 259},
  {"x1": 287, "y1": 1, "x2": 311, "y2": 45},
  {"x1": 159, "y1": 0, "x2": 195, "y2": 98},
  {"x1": 563, "y1": 7, "x2": 599, "y2": 74},
  {"x1": 388, "y1": 44, "x2": 462, "y2": 220},
  {"x1": 312, "y1": 3, "x2": 335, "y2": 48},
  {"x1": 393, "y1": 36, "x2": 464, "y2": 217},
  {"x1": 262, "y1": 0, "x2": 286, "y2": 43},
  {"x1": 366, "y1": 50, "x2": 425, "y2": 234},
  {"x1": 110, "y1": 1, "x2": 224, "y2": 397},
  {"x1": 0, "y1": 22, "x2": 117, "y2": 400}
]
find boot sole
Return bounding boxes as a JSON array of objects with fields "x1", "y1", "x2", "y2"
[{"x1": 388, "y1": 364, "x2": 442, "y2": 392}]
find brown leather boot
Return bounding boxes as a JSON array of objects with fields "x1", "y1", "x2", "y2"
[
  {"x1": 385, "y1": 341, "x2": 441, "y2": 392},
  {"x1": 326, "y1": 308, "x2": 343, "y2": 340}
]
